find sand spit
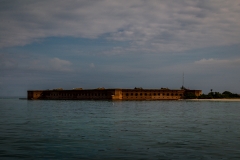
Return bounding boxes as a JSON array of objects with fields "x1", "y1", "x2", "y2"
[{"x1": 185, "y1": 99, "x2": 240, "y2": 102}]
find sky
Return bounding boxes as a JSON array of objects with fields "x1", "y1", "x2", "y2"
[{"x1": 0, "y1": 0, "x2": 240, "y2": 97}]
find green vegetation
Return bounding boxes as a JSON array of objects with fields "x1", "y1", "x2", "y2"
[
  {"x1": 73, "y1": 88, "x2": 83, "y2": 90},
  {"x1": 53, "y1": 88, "x2": 63, "y2": 90},
  {"x1": 184, "y1": 93, "x2": 197, "y2": 99},
  {"x1": 134, "y1": 87, "x2": 143, "y2": 90},
  {"x1": 198, "y1": 91, "x2": 240, "y2": 99},
  {"x1": 96, "y1": 87, "x2": 105, "y2": 90}
]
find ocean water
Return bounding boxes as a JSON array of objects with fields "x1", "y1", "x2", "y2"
[{"x1": 0, "y1": 99, "x2": 240, "y2": 159}]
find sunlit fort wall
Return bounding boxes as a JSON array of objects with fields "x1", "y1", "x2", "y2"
[{"x1": 28, "y1": 88, "x2": 202, "y2": 100}]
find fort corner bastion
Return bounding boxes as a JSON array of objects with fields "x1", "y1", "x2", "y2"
[{"x1": 27, "y1": 88, "x2": 202, "y2": 100}]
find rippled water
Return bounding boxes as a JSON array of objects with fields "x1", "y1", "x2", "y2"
[{"x1": 0, "y1": 99, "x2": 240, "y2": 159}]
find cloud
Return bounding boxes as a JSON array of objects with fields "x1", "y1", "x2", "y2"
[
  {"x1": 89, "y1": 63, "x2": 95, "y2": 68},
  {"x1": 50, "y1": 58, "x2": 72, "y2": 71},
  {"x1": 141, "y1": 57, "x2": 240, "y2": 76},
  {"x1": 194, "y1": 58, "x2": 240, "y2": 67},
  {"x1": 0, "y1": 53, "x2": 18, "y2": 69},
  {"x1": 0, "y1": 0, "x2": 240, "y2": 53},
  {"x1": 29, "y1": 57, "x2": 72, "y2": 72}
]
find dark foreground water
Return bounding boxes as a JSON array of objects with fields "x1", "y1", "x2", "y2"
[{"x1": 0, "y1": 99, "x2": 240, "y2": 159}]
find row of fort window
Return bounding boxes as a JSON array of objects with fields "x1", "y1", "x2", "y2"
[
  {"x1": 125, "y1": 93, "x2": 182, "y2": 96},
  {"x1": 48, "y1": 93, "x2": 108, "y2": 96},
  {"x1": 47, "y1": 92, "x2": 182, "y2": 97}
]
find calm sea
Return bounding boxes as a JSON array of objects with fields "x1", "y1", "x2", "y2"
[{"x1": 0, "y1": 98, "x2": 240, "y2": 159}]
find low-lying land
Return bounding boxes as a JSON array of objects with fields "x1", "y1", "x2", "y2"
[
  {"x1": 185, "y1": 91, "x2": 240, "y2": 99},
  {"x1": 186, "y1": 99, "x2": 240, "y2": 102}
]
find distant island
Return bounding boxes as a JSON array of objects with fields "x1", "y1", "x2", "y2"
[{"x1": 27, "y1": 87, "x2": 240, "y2": 100}]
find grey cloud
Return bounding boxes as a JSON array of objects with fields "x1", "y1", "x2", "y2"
[
  {"x1": 0, "y1": 53, "x2": 18, "y2": 69},
  {"x1": 0, "y1": 53, "x2": 72, "y2": 72},
  {"x1": 89, "y1": 63, "x2": 95, "y2": 68},
  {"x1": 27, "y1": 57, "x2": 73, "y2": 72},
  {"x1": 157, "y1": 58, "x2": 240, "y2": 76},
  {"x1": 195, "y1": 58, "x2": 240, "y2": 67},
  {"x1": 0, "y1": 0, "x2": 240, "y2": 53}
]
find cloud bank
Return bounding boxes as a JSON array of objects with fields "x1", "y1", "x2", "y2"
[
  {"x1": 1, "y1": 0, "x2": 240, "y2": 52},
  {"x1": 0, "y1": 53, "x2": 72, "y2": 72}
]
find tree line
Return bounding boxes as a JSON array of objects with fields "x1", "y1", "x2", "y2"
[{"x1": 184, "y1": 91, "x2": 240, "y2": 99}]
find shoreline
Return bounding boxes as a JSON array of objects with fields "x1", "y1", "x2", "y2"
[{"x1": 185, "y1": 99, "x2": 240, "y2": 102}]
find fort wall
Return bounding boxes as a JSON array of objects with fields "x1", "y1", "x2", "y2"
[
  {"x1": 28, "y1": 88, "x2": 201, "y2": 100},
  {"x1": 121, "y1": 89, "x2": 184, "y2": 100}
]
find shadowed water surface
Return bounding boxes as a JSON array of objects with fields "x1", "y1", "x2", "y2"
[{"x1": 0, "y1": 99, "x2": 240, "y2": 159}]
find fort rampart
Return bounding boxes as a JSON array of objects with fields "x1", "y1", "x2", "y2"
[{"x1": 28, "y1": 88, "x2": 202, "y2": 100}]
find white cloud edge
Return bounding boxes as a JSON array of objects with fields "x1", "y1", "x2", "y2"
[
  {"x1": 194, "y1": 58, "x2": 240, "y2": 66},
  {"x1": 29, "y1": 57, "x2": 72, "y2": 72}
]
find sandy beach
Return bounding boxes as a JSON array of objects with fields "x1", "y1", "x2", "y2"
[{"x1": 185, "y1": 99, "x2": 240, "y2": 102}]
